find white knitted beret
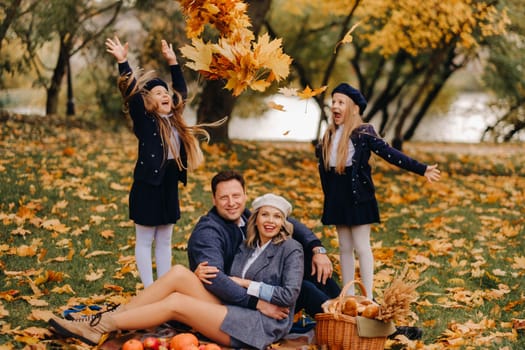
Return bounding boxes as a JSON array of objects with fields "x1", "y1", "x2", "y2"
[{"x1": 251, "y1": 193, "x2": 292, "y2": 217}]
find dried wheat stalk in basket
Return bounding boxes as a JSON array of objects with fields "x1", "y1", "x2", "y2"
[{"x1": 376, "y1": 269, "x2": 424, "y2": 323}]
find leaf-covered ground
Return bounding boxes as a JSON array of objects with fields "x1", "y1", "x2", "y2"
[{"x1": 1, "y1": 114, "x2": 524, "y2": 349}]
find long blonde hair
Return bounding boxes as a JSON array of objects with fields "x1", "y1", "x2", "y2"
[
  {"x1": 321, "y1": 97, "x2": 363, "y2": 174},
  {"x1": 245, "y1": 208, "x2": 293, "y2": 249},
  {"x1": 118, "y1": 70, "x2": 226, "y2": 171}
]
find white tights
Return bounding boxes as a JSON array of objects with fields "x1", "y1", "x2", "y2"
[
  {"x1": 336, "y1": 224, "x2": 374, "y2": 298},
  {"x1": 135, "y1": 224, "x2": 173, "y2": 287}
]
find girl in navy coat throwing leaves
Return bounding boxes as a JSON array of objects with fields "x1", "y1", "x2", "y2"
[
  {"x1": 106, "y1": 36, "x2": 221, "y2": 287},
  {"x1": 317, "y1": 83, "x2": 441, "y2": 298}
]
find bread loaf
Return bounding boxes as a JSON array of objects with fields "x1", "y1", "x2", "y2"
[
  {"x1": 362, "y1": 303, "x2": 380, "y2": 318},
  {"x1": 342, "y1": 298, "x2": 358, "y2": 316}
]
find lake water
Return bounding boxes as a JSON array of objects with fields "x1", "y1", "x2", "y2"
[{"x1": 227, "y1": 92, "x2": 502, "y2": 143}]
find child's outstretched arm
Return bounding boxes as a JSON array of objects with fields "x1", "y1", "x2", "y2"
[
  {"x1": 424, "y1": 164, "x2": 441, "y2": 183},
  {"x1": 161, "y1": 40, "x2": 178, "y2": 66},
  {"x1": 105, "y1": 36, "x2": 128, "y2": 63}
]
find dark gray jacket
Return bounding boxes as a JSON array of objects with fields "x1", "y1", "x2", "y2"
[
  {"x1": 187, "y1": 207, "x2": 321, "y2": 308},
  {"x1": 220, "y1": 239, "x2": 303, "y2": 349}
]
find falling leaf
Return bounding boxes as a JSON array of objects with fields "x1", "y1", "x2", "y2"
[
  {"x1": 278, "y1": 87, "x2": 298, "y2": 97},
  {"x1": 334, "y1": 21, "x2": 361, "y2": 53},
  {"x1": 297, "y1": 85, "x2": 327, "y2": 100},
  {"x1": 267, "y1": 101, "x2": 286, "y2": 111}
]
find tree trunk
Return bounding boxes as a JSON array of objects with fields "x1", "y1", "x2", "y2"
[
  {"x1": 0, "y1": 0, "x2": 22, "y2": 51},
  {"x1": 195, "y1": 0, "x2": 271, "y2": 143},
  {"x1": 403, "y1": 48, "x2": 456, "y2": 141},
  {"x1": 46, "y1": 40, "x2": 69, "y2": 115},
  {"x1": 197, "y1": 80, "x2": 235, "y2": 143}
]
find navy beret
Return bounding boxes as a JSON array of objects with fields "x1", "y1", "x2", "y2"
[
  {"x1": 144, "y1": 78, "x2": 168, "y2": 91},
  {"x1": 332, "y1": 83, "x2": 367, "y2": 115}
]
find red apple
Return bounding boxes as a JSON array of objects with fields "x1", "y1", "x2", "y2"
[{"x1": 143, "y1": 336, "x2": 161, "y2": 350}]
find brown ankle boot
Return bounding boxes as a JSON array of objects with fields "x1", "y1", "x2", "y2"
[
  {"x1": 66, "y1": 303, "x2": 122, "y2": 321},
  {"x1": 49, "y1": 313, "x2": 117, "y2": 346}
]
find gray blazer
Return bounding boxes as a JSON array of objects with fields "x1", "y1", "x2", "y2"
[{"x1": 220, "y1": 238, "x2": 304, "y2": 350}]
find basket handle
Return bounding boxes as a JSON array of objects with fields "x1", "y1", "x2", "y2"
[{"x1": 337, "y1": 279, "x2": 367, "y2": 305}]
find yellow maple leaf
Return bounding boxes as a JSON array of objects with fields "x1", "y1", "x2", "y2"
[
  {"x1": 16, "y1": 205, "x2": 35, "y2": 219},
  {"x1": 41, "y1": 219, "x2": 70, "y2": 234},
  {"x1": 13, "y1": 334, "x2": 41, "y2": 345},
  {"x1": 511, "y1": 256, "x2": 525, "y2": 269},
  {"x1": 253, "y1": 33, "x2": 291, "y2": 81},
  {"x1": 51, "y1": 284, "x2": 75, "y2": 295},
  {"x1": 89, "y1": 215, "x2": 105, "y2": 225},
  {"x1": 85, "y1": 269, "x2": 105, "y2": 281},
  {"x1": 297, "y1": 85, "x2": 327, "y2": 99},
  {"x1": 51, "y1": 200, "x2": 68, "y2": 214},
  {"x1": 17, "y1": 245, "x2": 37, "y2": 257},
  {"x1": 250, "y1": 79, "x2": 272, "y2": 92},
  {"x1": 100, "y1": 229, "x2": 114, "y2": 239},
  {"x1": 180, "y1": 38, "x2": 214, "y2": 72}
]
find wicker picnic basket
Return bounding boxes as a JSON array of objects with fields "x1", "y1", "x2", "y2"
[{"x1": 315, "y1": 280, "x2": 387, "y2": 350}]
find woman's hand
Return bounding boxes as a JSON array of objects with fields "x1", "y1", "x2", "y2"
[
  {"x1": 105, "y1": 36, "x2": 128, "y2": 63},
  {"x1": 424, "y1": 164, "x2": 441, "y2": 183},
  {"x1": 161, "y1": 40, "x2": 178, "y2": 65},
  {"x1": 194, "y1": 261, "x2": 219, "y2": 285}
]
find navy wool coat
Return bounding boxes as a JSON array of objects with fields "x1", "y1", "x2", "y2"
[{"x1": 118, "y1": 61, "x2": 188, "y2": 187}]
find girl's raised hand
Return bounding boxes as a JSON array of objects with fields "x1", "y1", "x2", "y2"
[
  {"x1": 105, "y1": 36, "x2": 128, "y2": 63},
  {"x1": 161, "y1": 40, "x2": 178, "y2": 65},
  {"x1": 424, "y1": 164, "x2": 441, "y2": 183}
]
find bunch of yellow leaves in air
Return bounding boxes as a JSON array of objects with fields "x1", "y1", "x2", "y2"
[{"x1": 178, "y1": 0, "x2": 292, "y2": 96}]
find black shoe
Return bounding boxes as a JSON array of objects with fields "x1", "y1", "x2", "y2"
[{"x1": 388, "y1": 326, "x2": 423, "y2": 340}]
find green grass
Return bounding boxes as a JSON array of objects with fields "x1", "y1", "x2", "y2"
[{"x1": 1, "y1": 114, "x2": 524, "y2": 349}]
